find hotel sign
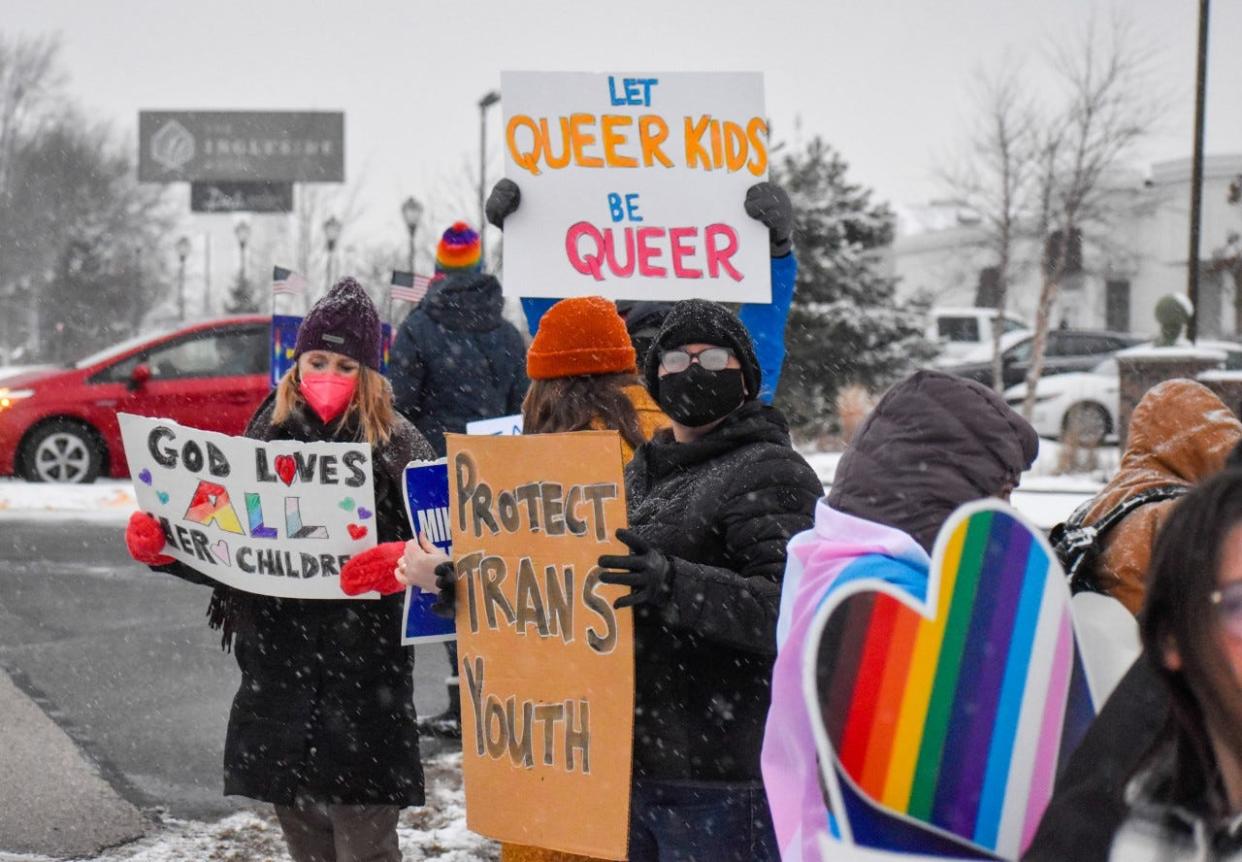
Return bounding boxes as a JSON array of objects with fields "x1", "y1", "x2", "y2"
[{"x1": 139, "y1": 111, "x2": 344, "y2": 182}]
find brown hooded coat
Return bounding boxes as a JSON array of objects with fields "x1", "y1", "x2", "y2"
[{"x1": 1081, "y1": 378, "x2": 1241, "y2": 615}]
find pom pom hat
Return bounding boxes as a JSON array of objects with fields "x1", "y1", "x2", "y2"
[
  {"x1": 435, "y1": 221, "x2": 482, "y2": 272},
  {"x1": 527, "y1": 296, "x2": 637, "y2": 380},
  {"x1": 293, "y1": 277, "x2": 384, "y2": 371}
]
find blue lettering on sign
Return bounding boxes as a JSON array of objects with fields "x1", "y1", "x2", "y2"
[
  {"x1": 607, "y1": 76, "x2": 659, "y2": 107},
  {"x1": 607, "y1": 192, "x2": 643, "y2": 223}
]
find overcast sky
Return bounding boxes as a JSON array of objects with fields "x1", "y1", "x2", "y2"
[{"x1": 5, "y1": 0, "x2": 1240, "y2": 257}]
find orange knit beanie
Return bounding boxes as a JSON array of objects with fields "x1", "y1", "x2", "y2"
[{"x1": 527, "y1": 296, "x2": 637, "y2": 380}]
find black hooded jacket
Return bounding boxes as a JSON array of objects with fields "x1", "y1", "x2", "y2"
[
  {"x1": 156, "y1": 397, "x2": 434, "y2": 806},
  {"x1": 624, "y1": 400, "x2": 821, "y2": 782},
  {"x1": 828, "y1": 370, "x2": 1039, "y2": 551},
  {"x1": 389, "y1": 271, "x2": 528, "y2": 456}
]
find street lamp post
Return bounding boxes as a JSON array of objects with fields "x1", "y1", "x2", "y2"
[
  {"x1": 401, "y1": 196, "x2": 423, "y2": 274},
  {"x1": 175, "y1": 235, "x2": 191, "y2": 322},
  {"x1": 478, "y1": 90, "x2": 501, "y2": 262},
  {"x1": 323, "y1": 216, "x2": 342, "y2": 291}
]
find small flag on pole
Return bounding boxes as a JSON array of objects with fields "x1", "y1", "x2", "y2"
[
  {"x1": 272, "y1": 266, "x2": 308, "y2": 296},
  {"x1": 390, "y1": 270, "x2": 434, "y2": 304}
]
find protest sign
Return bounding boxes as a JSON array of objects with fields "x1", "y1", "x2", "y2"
[
  {"x1": 270, "y1": 315, "x2": 394, "y2": 389},
  {"x1": 401, "y1": 459, "x2": 456, "y2": 645},
  {"x1": 465, "y1": 414, "x2": 524, "y2": 436},
  {"x1": 119, "y1": 412, "x2": 378, "y2": 600},
  {"x1": 446, "y1": 431, "x2": 633, "y2": 860},
  {"x1": 796, "y1": 501, "x2": 1099, "y2": 861},
  {"x1": 501, "y1": 71, "x2": 769, "y2": 303}
]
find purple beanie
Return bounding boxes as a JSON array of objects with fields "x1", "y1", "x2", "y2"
[{"x1": 293, "y1": 277, "x2": 383, "y2": 370}]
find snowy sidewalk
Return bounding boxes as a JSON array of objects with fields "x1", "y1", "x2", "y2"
[
  {"x1": 0, "y1": 668, "x2": 146, "y2": 858},
  {"x1": 0, "y1": 480, "x2": 136, "y2": 520}
]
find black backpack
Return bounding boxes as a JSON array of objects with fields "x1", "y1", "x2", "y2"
[{"x1": 1049, "y1": 484, "x2": 1189, "y2": 595}]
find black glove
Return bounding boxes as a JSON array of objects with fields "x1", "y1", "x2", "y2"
[
  {"x1": 431, "y1": 560, "x2": 458, "y2": 619},
  {"x1": 485, "y1": 178, "x2": 521, "y2": 230},
  {"x1": 744, "y1": 182, "x2": 793, "y2": 257},
  {"x1": 598, "y1": 528, "x2": 673, "y2": 610}
]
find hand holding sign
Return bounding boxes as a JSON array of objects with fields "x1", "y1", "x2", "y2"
[{"x1": 397, "y1": 533, "x2": 449, "y2": 592}]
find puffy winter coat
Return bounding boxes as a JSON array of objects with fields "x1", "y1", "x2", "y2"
[
  {"x1": 1077, "y1": 379, "x2": 1241, "y2": 614},
  {"x1": 390, "y1": 271, "x2": 528, "y2": 456},
  {"x1": 158, "y1": 396, "x2": 434, "y2": 806},
  {"x1": 624, "y1": 399, "x2": 821, "y2": 782}
]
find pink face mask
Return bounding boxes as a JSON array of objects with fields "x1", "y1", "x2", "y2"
[{"x1": 299, "y1": 372, "x2": 358, "y2": 424}]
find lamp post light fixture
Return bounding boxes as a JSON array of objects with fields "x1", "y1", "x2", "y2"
[
  {"x1": 478, "y1": 89, "x2": 501, "y2": 261},
  {"x1": 324, "y1": 216, "x2": 343, "y2": 289},
  {"x1": 401, "y1": 196, "x2": 423, "y2": 274},
  {"x1": 175, "y1": 235, "x2": 191, "y2": 322},
  {"x1": 233, "y1": 220, "x2": 252, "y2": 285}
]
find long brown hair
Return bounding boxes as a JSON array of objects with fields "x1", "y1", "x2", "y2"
[
  {"x1": 1142, "y1": 471, "x2": 1242, "y2": 812},
  {"x1": 522, "y1": 372, "x2": 645, "y2": 451},
  {"x1": 272, "y1": 364, "x2": 396, "y2": 446}
]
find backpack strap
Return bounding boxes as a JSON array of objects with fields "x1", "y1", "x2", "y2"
[{"x1": 1054, "y1": 484, "x2": 1189, "y2": 594}]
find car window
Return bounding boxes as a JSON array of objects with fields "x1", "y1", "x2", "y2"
[
  {"x1": 94, "y1": 327, "x2": 268, "y2": 383},
  {"x1": 1002, "y1": 318, "x2": 1027, "y2": 333},
  {"x1": 1005, "y1": 338, "x2": 1033, "y2": 363},
  {"x1": 1226, "y1": 351, "x2": 1242, "y2": 372},
  {"x1": 938, "y1": 316, "x2": 980, "y2": 343}
]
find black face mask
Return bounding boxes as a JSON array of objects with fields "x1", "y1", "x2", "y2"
[{"x1": 657, "y1": 365, "x2": 746, "y2": 428}]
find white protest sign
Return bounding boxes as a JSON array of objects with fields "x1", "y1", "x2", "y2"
[
  {"x1": 119, "y1": 412, "x2": 378, "y2": 600},
  {"x1": 501, "y1": 71, "x2": 770, "y2": 303},
  {"x1": 465, "y1": 414, "x2": 524, "y2": 436}
]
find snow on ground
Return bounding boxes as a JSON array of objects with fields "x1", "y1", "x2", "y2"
[
  {"x1": 0, "y1": 752, "x2": 497, "y2": 862},
  {"x1": 0, "y1": 479, "x2": 136, "y2": 520}
]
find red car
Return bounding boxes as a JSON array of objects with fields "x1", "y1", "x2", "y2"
[{"x1": 0, "y1": 316, "x2": 271, "y2": 483}]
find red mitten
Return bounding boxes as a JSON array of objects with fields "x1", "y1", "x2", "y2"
[
  {"x1": 340, "y1": 541, "x2": 406, "y2": 596},
  {"x1": 126, "y1": 511, "x2": 175, "y2": 566}
]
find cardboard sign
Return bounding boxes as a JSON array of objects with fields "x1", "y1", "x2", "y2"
[
  {"x1": 801, "y1": 502, "x2": 1099, "y2": 861},
  {"x1": 401, "y1": 459, "x2": 456, "y2": 645},
  {"x1": 465, "y1": 414, "x2": 524, "y2": 436},
  {"x1": 270, "y1": 315, "x2": 394, "y2": 389},
  {"x1": 501, "y1": 71, "x2": 770, "y2": 303},
  {"x1": 446, "y1": 431, "x2": 634, "y2": 860},
  {"x1": 119, "y1": 413, "x2": 378, "y2": 600}
]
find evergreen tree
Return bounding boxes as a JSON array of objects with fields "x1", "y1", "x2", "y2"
[
  {"x1": 224, "y1": 272, "x2": 259, "y2": 314},
  {"x1": 774, "y1": 136, "x2": 934, "y2": 431}
]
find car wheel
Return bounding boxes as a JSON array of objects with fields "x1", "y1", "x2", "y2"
[
  {"x1": 21, "y1": 421, "x2": 102, "y2": 484},
  {"x1": 1062, "y1": 402, "x2": 1111, "y2": 448}
]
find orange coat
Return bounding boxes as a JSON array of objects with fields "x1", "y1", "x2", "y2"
[
  {"x1": 502, "y1": 384, "x2": 666, "y2": 862},
  {"x1": 1081, "y1": 379, "x2": 1241, "y2": 615}
]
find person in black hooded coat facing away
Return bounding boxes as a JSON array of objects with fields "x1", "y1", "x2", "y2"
[{"x1": 389, "y1": 221, "x2": 528, "y2": 457}]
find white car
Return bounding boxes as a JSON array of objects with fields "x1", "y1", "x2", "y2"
[
  {"x1": 1005, "y1": 341, "x2": 1242, "y2": 444},
  {"x1": 928, "y1": 307, "x2": 1030, "y2": 366}
]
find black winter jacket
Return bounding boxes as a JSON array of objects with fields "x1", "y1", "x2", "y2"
[
  {"x1": 157, "y1": 397, "x2": 434, "y2": 806},
  {"x1": 389, "y1": 272, "x2": 528, "y2": 456},
  {"x1": 624, "y1": 400, "x2": 821, "y2": 782}
]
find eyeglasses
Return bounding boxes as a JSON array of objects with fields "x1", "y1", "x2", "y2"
[
  {"x1": 660, "y1": 347, "x2": 735, "y2": 374},
  {"x1": 1211, "y1": 581, "x2": 1242, "y2": 640}
]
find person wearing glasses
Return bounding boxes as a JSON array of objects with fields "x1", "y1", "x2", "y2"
[
  {"x1": 595, "y1": 298, "x2": 821, "y2": 861},
  {"x1": 1106, "y1": 469, "x2": 1242, "y2": 861}
]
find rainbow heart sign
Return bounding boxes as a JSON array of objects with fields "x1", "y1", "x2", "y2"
[{"x1": 803, "y1": 501, "x2": 1099, "y2": 860}]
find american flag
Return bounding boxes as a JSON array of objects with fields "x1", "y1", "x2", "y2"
[
  {"x1": 390, "y1": 270, "x2": 434, "y2": 304},
  {"x1": 272, "y1": 266, "x2": 308, "y2": 296}
]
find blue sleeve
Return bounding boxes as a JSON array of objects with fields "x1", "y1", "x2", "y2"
[
  {"x1": 520, "y1": 298, "x2": 559, "y2": 337},
  {"x1": 737, "y1": 252, "x2": 797, "y2": 404}
]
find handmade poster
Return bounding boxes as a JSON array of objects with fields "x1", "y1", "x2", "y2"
[
  {"x1": 798, "y1": 501, "x2": 1099, "y2": 861},
  {"x1": 465, "y1": 414, "x2": 524, "y2": 436},
  {"x1": 119, "y1": 412, "x2": 378, "y2": 600},
  {"x1": 401, "y1": 459, "x2": 456, "y2": 645},
  {"x1": 501, "y1": 71, "x2": 770, "y2": 303},
  {"x1": 270, "y1": 316, "x2": 394, "y2": 388},
  {"x1": 446, "y1": 431, "x2": 634, "y2": 860}
]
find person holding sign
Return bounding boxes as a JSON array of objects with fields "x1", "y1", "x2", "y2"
[
  {"x1": 124, "y1": 278, "x2": 434, "y2": 862},
  {"x1": 593, "y1": 299, "x2": 821, "y2": 861},
  {"x1": 485, "y1": 178, "x2": 798, "y2": 403}
]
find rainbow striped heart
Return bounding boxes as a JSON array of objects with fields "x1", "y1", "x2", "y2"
[{"x1": 805, "y1": 501, "x2": 1098, "y2": 859}]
